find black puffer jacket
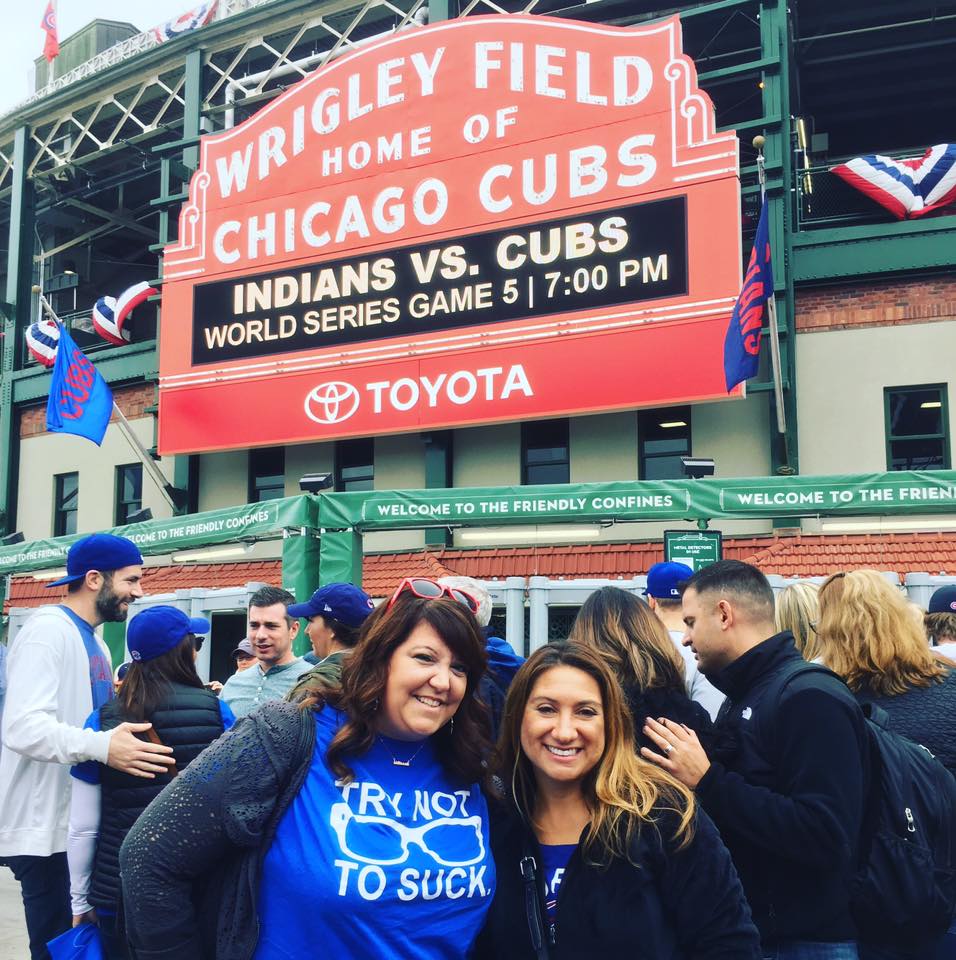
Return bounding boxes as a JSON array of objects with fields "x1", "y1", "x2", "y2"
[
  {"x1": 91, "y1": 683, "x2": 225, "y2": 911},
  {"x1": 697, "y1": 632, "x2": 869, "y2": 948},
  {"x1": 475, "y1": 799, "x2": 761, "y2": 959}
]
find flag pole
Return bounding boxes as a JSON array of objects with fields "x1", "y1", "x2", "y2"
[
  {"x1": 753, "y1": 135, "x2": 787, "y2": 436},
  {"x1": 35, "y1": 290, "x2": 183, "y2": 515},
  {"x1": 45, "y1": 0, "x2": 57, "y2": 84}
]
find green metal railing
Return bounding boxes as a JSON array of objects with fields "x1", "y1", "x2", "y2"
[
  {"x1": 793, "y1": 146, "x2": 956, "y2": 230},
  {"x1": 796, "y1": 164, "x2": 892, "y2": 229}
]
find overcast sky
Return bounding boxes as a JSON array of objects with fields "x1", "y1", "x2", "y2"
[{"x1": 0, "y1": 1, "x2": 199, "y2": 117}]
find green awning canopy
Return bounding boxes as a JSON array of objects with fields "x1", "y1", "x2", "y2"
[{"x1": 4, "y1": 470, "x2": 956, "y2": 577}]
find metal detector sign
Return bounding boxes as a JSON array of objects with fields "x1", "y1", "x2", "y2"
[
  {"x1": 158, "y1": 15, "x2": 741, "y2": 454},
  {"x1": 664, "y1": 529, "x2": 722, "y2": 570}
]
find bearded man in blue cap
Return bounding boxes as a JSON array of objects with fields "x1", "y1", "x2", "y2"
[{"x1": 0, "y1": 533, "x2": 174, "y2": 960}]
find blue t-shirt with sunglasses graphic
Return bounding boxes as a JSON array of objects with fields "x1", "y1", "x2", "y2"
[{"x1": 254, "y1": 705, "x2": 495, "y2": 959}]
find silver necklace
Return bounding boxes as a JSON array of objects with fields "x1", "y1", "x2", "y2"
[{"x1": 379, "y1": 736, "x2": 427, "y2": 767}]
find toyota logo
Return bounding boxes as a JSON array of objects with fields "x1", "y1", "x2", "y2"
[{"x1": 304, "y1": 381, "x2": 361, "y2": 424}]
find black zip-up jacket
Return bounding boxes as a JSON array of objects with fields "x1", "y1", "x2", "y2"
[
  {"x1": 696, "y1": 632, "x2": 869, "y2": 947},
  {"x1": 474, "y1": 799, "x2": 761, "y2": 959},
  {"x1": 91, "y1": 683, "x2": 225, "y2": 911},
  {"x1": 119, "y1": 701, "x2": 315, "y2": 960}
]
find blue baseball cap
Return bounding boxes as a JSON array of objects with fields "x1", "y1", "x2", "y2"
[
  {"x1": 643, "y1": 561, "x2": 694, "y2": 599},
  {"x1": 929, "y1": 586, "x2": 956, "y2": 614},
  {"x1": 288, "y1": 583, "x2": 374, "y2": 627},
  {"x1": 46, "y1": 533, "x2": 143, "y2": 588},
  {"x1": 127, "y1": 605, "x2": 210, "y2": 663}
]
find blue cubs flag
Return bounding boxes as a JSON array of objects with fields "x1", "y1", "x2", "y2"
[
  {"x1": 46, "y1": 325, "x2": 113, "y2": 445},
  {"x1": 724, "y1": 197, "x2": 774, "y2": 392}
]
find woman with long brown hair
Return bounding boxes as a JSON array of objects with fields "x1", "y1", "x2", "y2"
[
  {"x1": 67, "y1": 605, "x2": 233, "y2": 959},
  {"x1": 476, "y1": 642, "x2": 759, "y2": 959},
  {"x1": 120, "y1": 579, "x2": 496, "y2": 960},
  {"x1": 569, "y1": 586, "x2": 714, "y2": 753}
]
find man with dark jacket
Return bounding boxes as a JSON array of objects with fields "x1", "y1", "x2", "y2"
[{"x1": 642, "y1": 560, "x2": 868, "y2": 959}]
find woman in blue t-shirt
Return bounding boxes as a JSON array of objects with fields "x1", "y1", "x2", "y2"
[
  {"x1": 120, "y1": 579, "x2": 496, "y2": 960},
  {"x1": 477, "y1": 642, "x2": 760, "y2": 959}
]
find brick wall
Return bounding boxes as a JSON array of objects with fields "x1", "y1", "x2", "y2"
[
  {"x1": 796, "y1": 274, "x2": 956, "y2": 333},
  {"x1": 20, "y1": 383, "x2": 155, "y2": 438}
]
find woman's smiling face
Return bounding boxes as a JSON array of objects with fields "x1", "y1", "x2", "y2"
[
  {"x1": 377, "y1": 621, "x2": 468, "y2": 741},
  {"x1": 520, "y1": 665, "x2": 606, "y2": 788}
]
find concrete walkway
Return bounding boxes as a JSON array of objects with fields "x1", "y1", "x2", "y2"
[{"x1": 0, "y1": 868, "x2": 29, "y2": 959}]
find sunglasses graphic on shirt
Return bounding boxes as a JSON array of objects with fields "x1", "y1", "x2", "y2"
[{"x1": 329, "y1": 802, "x2": 485, "y2": 867}]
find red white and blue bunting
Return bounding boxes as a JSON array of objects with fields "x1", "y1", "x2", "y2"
[
  {"x1": 92, "y1": 281, "x2": 158, "y2": 346},
  {"x1": 831, "y1": 144, "x2": 956, "y2": 220},
  {"x1": 152, "y1": 1, "x2": 218, "y2": 44},
  {"x1": 25, "y1": 318, "x2": 60, "y2": 367}
]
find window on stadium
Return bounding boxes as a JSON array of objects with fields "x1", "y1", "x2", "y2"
[
  {"x1": 335, "y1": 438, "x2": 374, "y2": 491},
  {"x1": 639, "y1": 407, "x2": 692, "y2": 480},
  {"x1": 522, "y1": 420, "x2": 570, "y2": 485},
  {"x1": 885, "y1": 385, "x2": 950, "y2": 470},
  {"x1": 54, "y1": 472, "x2": 79, "y2": 537},
  {"x1": 248, "y1": 447, "x2": 286, "y2": 502},
  {"x1": 115, "y1": 464, "x2": 143, "y2": 526}
]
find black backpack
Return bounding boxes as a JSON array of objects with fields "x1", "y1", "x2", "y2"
[{"x1": 761, "y1": 662, "x2": 956, "y2": 952}]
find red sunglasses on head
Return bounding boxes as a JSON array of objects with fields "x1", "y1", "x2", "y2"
[{"x1": 387, "y1": 577, "x2": 479, "y2": 615}]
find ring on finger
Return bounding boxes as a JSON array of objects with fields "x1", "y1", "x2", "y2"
[{"x1": 663, "y1": 742, "x2": 673, "y2": 755}]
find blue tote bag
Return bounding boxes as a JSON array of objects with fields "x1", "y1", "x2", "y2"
[{"x1": 46, "y1": 923, "x2": 105, "y2": 960}]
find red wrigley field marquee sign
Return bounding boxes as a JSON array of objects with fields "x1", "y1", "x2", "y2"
[{"x1": 158, "y1": 15, "x2": 741, "y2": 454}]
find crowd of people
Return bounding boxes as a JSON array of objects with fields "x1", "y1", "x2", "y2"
[{"x1": 1, "y1": 531, "x2": 955, "y2": 960}]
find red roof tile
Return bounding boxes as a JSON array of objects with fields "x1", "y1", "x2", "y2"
[
  {"x1": 7, "y1": 532, "x2": 956, "y2": 612},
  {"x1": 737, "y1": 532, "x2": 956, "y2": 578},
  {"x1": 361, "y1": 531, "x2": 956, "y2": 595}
]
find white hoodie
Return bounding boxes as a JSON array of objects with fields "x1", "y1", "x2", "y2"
[{"x1": 0, "y1": 605, "x2": 113, "y2": 857}]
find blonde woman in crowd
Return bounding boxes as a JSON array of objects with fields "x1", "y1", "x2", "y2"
[
  {"x1": 775, "y1": 581, "x2": 821, "y2": 661},
  {"x1": 815, "y1": 570, "x2": 956, "y2": 776}
]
